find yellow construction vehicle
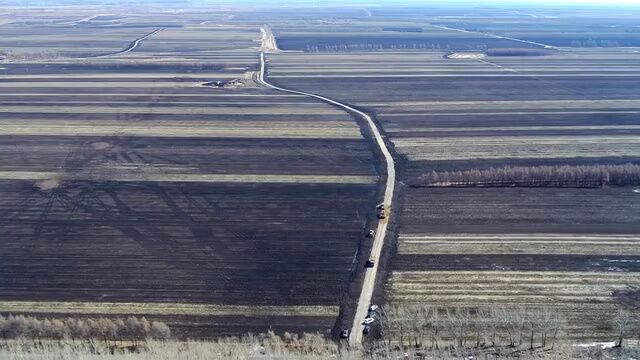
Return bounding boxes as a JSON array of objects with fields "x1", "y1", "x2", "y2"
[{"x1": 376, "y1": 203, "x2": 387, "y2": 219}]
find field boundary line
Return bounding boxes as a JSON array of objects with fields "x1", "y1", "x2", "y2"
[
  {"x1": 0, "y1": 171, "x2": 377, "y2": 184},
  {"x1": 0, "y1": 301, "x2": 338, "y2": 317}
]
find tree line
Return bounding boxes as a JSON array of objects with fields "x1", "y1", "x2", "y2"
[
  {"x1": 570, "y1": 39, "x2": 620, "y2": 47},
  {"x1": 303, "y1": 42, "x2": 487, "y2": 52},
  {"x1": 413, "y1": 163, "x2": 640, "y2": 188},
  {"x1": 0, "y1": 314, "x2": 170, "y2": 341},
  {"x1": 3, "y1": 309, "x2": 640, "y2": 359},
  {"x1": 0, "y1": 50, "x2": 62, "y2": 61},
  {"x1": 485, "y1": 48, "x2": 550, "y2": 56},
  {"x1": 377, "y1": 305, "x2": 563, "y2": 352}
]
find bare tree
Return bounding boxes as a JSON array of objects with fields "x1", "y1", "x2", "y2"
[
  {"x1": 537, "y1": 307, "x2": 561, "y2": 349},
  {"x1": 427, "y1": 306, "x2": 441, "y2": 349},
  {"x1": 415, "y1": 163, "x2": 640, "y2": 188},
  {"x1": 613, "y1": 309, "x2": 634, "y2": 347},
  {"x1": 0, "y1": 315, "x2": 169, "y2": 342}
]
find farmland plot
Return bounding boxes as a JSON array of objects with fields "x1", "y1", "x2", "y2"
[
  {"x1": 0, "y1": 24, "x2": 156, "y2": 58},
  {"x1": 0, "y1": 18, "x2": 380, "y2": 337},
  {"x1": 269, "y1": 17, "x2": 543, "y2": 51},
  {"x1": 267, "y1": 50, "x2": 640, "y2": 171},
  {"x1": 428, "y1": 9, "x2": 640, "y2": 47},
  {"x1": 268, "y1": 33, "x2": 640, "y2": 339},
  {"x1": 387, "y1": 188, "x2": 640, "y2": 340}
]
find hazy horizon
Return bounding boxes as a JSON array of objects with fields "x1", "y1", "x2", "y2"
[{"x1": 2, "y1": 0, "x2": 640, "y2": 8}]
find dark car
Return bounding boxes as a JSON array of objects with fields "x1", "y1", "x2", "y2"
[
  {"x1": 366, "y1": 229, "x2": 375, "y2": 238},
  {"x1": 339, "y1": 329, "x2": 350, "y2": 339},
  {"x1": 365, "y1": 259, "x2": 375, "y2": 268},
  {"x1": 363, "y1": 325, "x2": 371, "y2": 335}
]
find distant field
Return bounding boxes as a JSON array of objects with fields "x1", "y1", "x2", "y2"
[
  {"x1": 429, "y1": 13, "x2": 640, "y2": 47},
  {"x1": 274, "y1": 23, "x2": 541, "y2": 51},
  {"x1": 0, "y1": 25, "x2": 152, "y2": 58}
]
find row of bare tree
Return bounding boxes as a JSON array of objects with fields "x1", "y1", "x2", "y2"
[
  {"x1": 0, "y1": 315, "x2": 170, "y2": 341},
  {"x1": 414, "y1": 164, "x2": 640, "y2": 188},
  {"x1": 305, "y1": 43, "x2": 481, "y2": 52},
  {"x1": 0, "y1": 50, "x2": 62, "y2": 61},
  {"x1": 485, "y1": 48, "x2": 550, "y2": 56},
  {"x1": 378, "y1": 305, "x2": 564, "y2": 351}
]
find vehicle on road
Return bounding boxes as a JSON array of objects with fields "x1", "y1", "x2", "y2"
[
  {"x1": 339, "y1": 329, "x2": 350, "y2": 339},
  {"x1": 363, "y1": 317, "x2": 375, "y2": 325},
  {"x1": 365, "y1": 259, "x2": 375, "y2": 268}
]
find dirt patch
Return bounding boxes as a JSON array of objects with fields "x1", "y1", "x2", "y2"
[
  {"x1": 202, "y1": 72, "x2": 258, "y2": 89},
  {"x1": 613, "y1": 286, "x2": 640, "y2": 309},
  {"x1": 445, "y1": 52, "x2": 486, "y2": 59},
  {"x1": 90, "y1": 141, "x2": 112, "y2": 150},
  {"x1": 259, "y1": 25, "x2": 280, "y2": 52},
  {"x1": 35, "y1": 176, "x2": 62, "y2": 191}
]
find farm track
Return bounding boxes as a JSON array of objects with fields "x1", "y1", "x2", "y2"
[
  {"x1": 95, "y1": 28, "x2": 163, "y2": 58},
  {"x1": 425, "y1": 23, "x2": 563, "y2": 50},
  {"x1": 257, "y1": 51, "x2": 396, "y2": 346}
]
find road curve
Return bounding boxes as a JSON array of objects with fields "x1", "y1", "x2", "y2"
[
  {"x1": 96, "y1": 28, "x2": 162, "y2": 58},
  {"x1": 257, "y1": 51, "x2": 396, "y2": 346}
]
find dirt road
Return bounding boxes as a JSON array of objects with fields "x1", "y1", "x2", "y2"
[
  {"x1": 96, "y1": 28, "x2": 162, "y2": 58},
  {"x1": 260, "y1": 25, "x2": 279, "y2": 52},
  {"x1": 427, "y1": 23, "x2": 561, "y2": 50},
  {"x1": 257, "y1": 51, "x2": 396, "y2": 346}
]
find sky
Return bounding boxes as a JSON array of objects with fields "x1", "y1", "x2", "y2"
[
  {"x1": 425, "y1": 0, "x2": 640, "y2": 5},
  {"x1": 5, "y1": 0, "x2": 640, "y2": 7},
  {"x1": 315, "y1": 0, "x2": 640, "y2": 6},
  {"x1": 205, "y1": 0, "x2": 640, "y2": 7}
]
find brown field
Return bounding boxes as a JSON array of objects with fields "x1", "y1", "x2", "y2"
[{"x1": 0, "y1": 10, "x2": 381, "y2": 338}]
